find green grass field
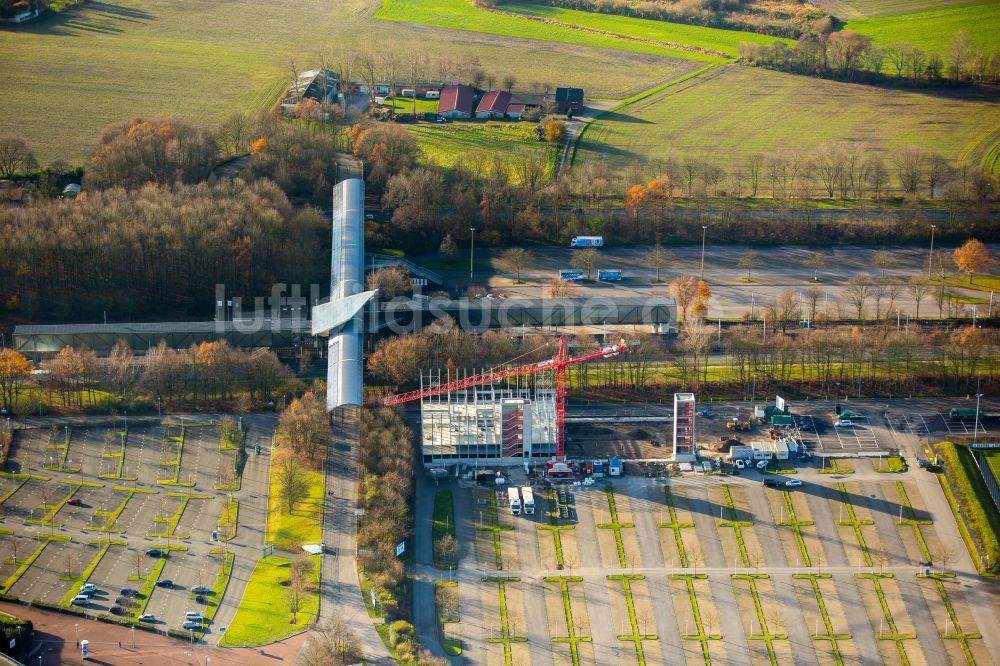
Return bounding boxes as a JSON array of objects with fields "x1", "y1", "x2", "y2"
[
  {"x1": 219, "y1": 554, "x2": 320, "y2": 647},
  {"x1": 265, "y1": 463, "x2": 324, "y2": 551},
  {"x1": 503, "y1": 3, "x2": 786, "y2": 58},
  {"x1": 846, "y1": 3, "x2": 1000, "y2": 56},
  {"x1": 574, "y1": 65, "x2": 1000, "y2": 177},
  {"x1": 409, "y1": 121, "x2": 559, "y2": 179},
  {"x1": 381, "y1": 98, "x2": 441, "y2": 115},
  {"x1": 1, "y1": 0, "x2": 681, "y2": 165},
  {"x1": 831, "y1": 0, "x2": 998, "y2": 18}
]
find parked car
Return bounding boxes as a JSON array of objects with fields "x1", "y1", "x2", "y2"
[
  {"x1": 156, "y1": 579, "x2": 173, "y2": 588},
  {"x1": 835, "y1": 419, "x2": 853, "y2": 427},
  {"x1": 184, "y1": 611, "x2": 203, "y2": 621},
  {"x1": 784, "y1": 479, "x2": 803, "y2": 487},
  {"x1": 191, "y1": 585, "x2": 211, "y2": 594},
  {"x1": 66, "y1": 498, "x2": 83, "y2": 506},
  {"x1": 734, "y1": 459, "x2": 746, "y2": 469},
  {"x1": 146, "y1": 548, "x2": 166, "y2": 558},
  {"x1": 138, "y1": 614, "x2": 156, "y2": 623},
  {"x1": 109, "y1": 606, "x2": 125, "y2": 616},
  {"x1": 195, "y1": 595, "x2": 206, "y2": 604},
  {"x1": 762, "y1": 478, "x2": 782, "y2": 488},
  {"x1": 114, "y1": 596, "x2": 129, "y2": 606},
  {"x1": 120, "y1": 587, "x2": 137, "y2": 597},
  {"x1": 80, "y1": 583, "x2": 96, "y2": 593},
  {"x1": 70, "y1": 595, "x2": 90, "y2": 606},
  {"x1": 756, "y1": 460, "x2": 769, "y2": 470},
  {"x1": 182, "y1": 620, "x2": 202, "y2": 630}
]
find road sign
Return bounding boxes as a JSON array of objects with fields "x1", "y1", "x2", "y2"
[
  {"x1": 395, "y1": 541, "x2": 405, "y2": 557},
  {"x1": 262, "y1": 544, "x2": 274, "y2": 558}
]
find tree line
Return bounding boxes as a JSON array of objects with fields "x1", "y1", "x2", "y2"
[
  {"x1": 0, "y1": 341, "x2": 296, "y2": 415},
  {"x1": 739, "y1": 30, "x2": 1000, "y2": 84}
]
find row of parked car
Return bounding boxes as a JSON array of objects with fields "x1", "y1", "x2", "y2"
[{"x1": 69, "y1": 580, "x2": 211, "y2": 627}]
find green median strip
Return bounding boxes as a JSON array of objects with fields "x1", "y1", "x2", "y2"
[
  {"x1": 854, "y1": 573, "x2": 916, "y2": 665},
  {"x1": 0, "y1": 538, "x2": 51, "y2": 594},
  {"x1": 218, "y1": 498, "x2": 239, "y2": 542},
  {"x1": 194, "y1": 551, "x2": 235, "y2": 640},
  {"x1": 477, "y1": 492, "x2": 512, "y2": 570},
  {"x1": 484, "y1": 576, "x2": 526, "y2": 666},
  {"x1": 43, "y1": 427, "x2": 79, "y2": 473},
  {"x1": 609, "y1": 574, "x2": 656, "y2": 665},
  {"x1": 659, "y1": 486, "x2": 694, "y2": 567},
  {"x1": 732, "y1": 574, "x2": 787, "y2": 665},
  {"x1": 792, "y1": 574, "x2": 851, "y2": 665},
  {"x1": 538, "y1": 487, "x2": 574, "y2": 568},
  {"x1": 717, "y1": 484, "x2": 751, "y2": 567},
  {"x1": 777, "y1": 491, "x2": 813, "y2": 567},
  {"x1": 835, "y1": 483, "x2": 874, "y2": 566},
  {"x1": 597, "y1": 488, "x2": 634, "y2": 568},
  {"x1": 128, "y1": 557, "x2": 168, "y2": 621},
  {"x1": 99, "y1": 430, "x2": 128, "y2": 479},
  {"x1": 669, "y1": 573, "x2": 718, "y2": 666},
  {"x1": 59, "y1": 541, "x2": 125, "y2": 607},
  {"x1": 920, "y1": 573, "x2": 981, "y2": 663},
  {"x1": 544, "y1": 576, "x2": 590, "y2": 666},
  {"x1": 819, "y1": 459, "x2": 854, "y2": 475},
  {"x1": 156, "y1": 427, "x2": 194, "y2": 486},
  {"x1": 894, "y1": 481, "x2": 932, "y2": 562}
]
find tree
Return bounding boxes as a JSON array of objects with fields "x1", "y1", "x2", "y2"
[
  {"x1": 434, "y1": 534, "x2": 459, "y2": 568},
  {"x1": 669, "y1": 276, "x2": 699, "y2": 322},
  {"x1": 646, "y1": 244, "x2": 671, "y2": 283},
  {"x1": 439, "y1": 234, "x2": 458, "y2": 257},
  {"x1": 0, "y1": 137, "x2": 37, "y2": 178},
  {"x1": 625, "y1": 183, "x2": 647, "y2": 215},
  {"x1": 367, "y1": 266, "x2": 413, "y2": 299},
  {"x1": 502, "y1": 74, "x2": 516, "y2": 92},
  {"x1": 737, "y1": 252, "x2": 760, "y2": 282},
  {"x1": 893, "y1": 148, "x2": 924, "y2": 195},
  {"x1": 805, "y1": 252, "x2": 827, "y2": 282},
  {"x1": 0, "y1": 349, "x2": 30, "y2": 413},
  {"x1": 908, "y1": 276, "x2": 929, "y2": 319},
  {"x1": 218, "y1": 111, "x2": 253, "y2": 157},
  {"x1": 543, "y1": 119, "x2": 566, "y2": 143},
  {"x1": 571, "y1": 248, "x2": 599, "y2": 280},
  {"x1": 953, "y1": 239, "x2": 990, "y2": 284},
  {"x1": 844, "y1": 274, "x2": 874, "y2": 320},
  {"x1": 545, "y1": 278, "x2": 579, "y2": 298},
  {"x1": 498, "y1": 247, "x2": 533, "y2": 283},
  {"x1": 872, "y1": 250, "x2": 897, "y2": 279},
  {"x1": 297, "y1": 616, "x2": 363, "y2": 666},
  {"x1": 276, "y1": 451, "x2": 310, "y2": 514}
]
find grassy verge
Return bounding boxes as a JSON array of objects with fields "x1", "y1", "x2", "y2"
[
  {"x1": 921, "y1": 574, "x2": 982, "y2": 662},
  {"x1": 835, "y1": 483, "x2": 874, "y2": 566},
  {"x1": 717, "y1": 484, "x2": 752, "y2": 566},
  {"x1": 435, "y1": 581, "x2": 462, "y2": 656},
  {"x1": 894, "y1": 480, "x2": 934, "y2": 562},
  {"x1": 156, "y1": 427, "x2": 194, "y2": 487},
  {"x1": 658, "y1": 486, "x2": 694, "y2": 567},
  {"x1": 0, "y1": 538, "x2": 52, "y2": 594},
  {"x1": 100, "y1": 430, "x2": 128, "y2": 479},
  {"x1": 265, "y1": 463, "x2": 325, "y2": 552},
  {"x1": 218, "y1": 498, "x2": 239, "y2": 542},
  {"x1": 220, "y1": 554, "x2": 320, "y2": 647},
  {"x1": 875, "y1": 455, "x2": 908, "y2": 473},
  {"x1": 432, "y1": 490, "x2": 455, "y2": 570},
  {"x1": 854, "y1": 573, "x2": 916, "y2": 664},
  {"x1": 43, "y1": 427, "x2": 79, "y2": 473},
  {"x1": 792, "y1": 574, "x2": 851, "y2": 664},
  {"x1": 732, "y1": 574, "x2": 787, "y2": 665},
  {"x1": 608, "y1": 574, "x2": 656, "y2": 665},
  {"x1": 128, "y1": 557, "x2": 168, "y2": 622},
  {"x1": 933, "y1": 441, "x2": 1000, "y2": 573},
  {"x1": 597, "y1": 488, "x2": 634, "y2": 568},
  {"x1": 668, "y1": 573, "x2": 717, "y2": 665},
  {"x1": 538, "y1": 487, "x2": 574, "y2": 568},
  {"x1": 544, "y1": 576, "x2": 591, "y2": 665},
  {"x1": 194, "y1": 551, "x2": 235, "y2": 639},
  {"x1": 777, "y1": 490, "x2": 814, "y2": 567},
  {"x1": 819, "y1": 458, "x2": 855, "y2": 474},
  {"x1": 147, "y1": 492, "x2": 212, "y2": 540}
]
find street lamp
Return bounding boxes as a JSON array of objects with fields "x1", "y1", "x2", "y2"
[
  {"x1": 75, "y1": 623, "x2": 79, "y2": 647},
  {"x1": 974, "y1": 375, "x2": 982, "y2": 443},
  {"x1": 700, "y1": 225, "x2": 708, "y2": 282},
  {"x1": 927, "y1": 224, "x2": 937, "y2": 280},
  {"x1": 469, "y1": 227, "x2": 476, "y2": 282}
]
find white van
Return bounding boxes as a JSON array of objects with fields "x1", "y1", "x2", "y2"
[
  {"x1": 71, "y1": 595, "x2": 90, "y2": 606},
  {"x1": 184, "y1": 611, "x2": 203, "y2": 621}
]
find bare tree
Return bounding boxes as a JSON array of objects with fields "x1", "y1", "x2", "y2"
[
  {"x1": 297, "y1": 616, "x2": 363, "y2": 666},
  {"x1": 908, "y1": 277, "x2": 929, "y2": 319},
  {"x1": 570, "y1": 248, "x2": 600, "y2": 281},
  {"x1": 502, "y1": 74, "x2": 516, "y2": 93},
  {"x1": 872, "y1": 250, "x2": 897, "y2": 279},
  {"x1": 434, "y1": 534, "x2": 459, "y2": 568},
  {"x1": 276, "y1": 452, "x2": 310, "y2": 513},
  {"x1": 804, "y1": 287, "x2": 823, "y2": 323},
  {"x1": 545, "y1": 278, "x2": 579, "y2": 298},
  {"x1": 646, "y1": 244, "x2": 671, "y2": 283},
  {"x1": 737, "y1": 252, "x2": 760, "y2": 282},
  {"x1": 844, "y1": 274, "x2": 874, "y2": 320},
  {"x1": 498, "y1": 248, "x2": 533, "y2": 283},
  {"x1": 805, "y1": 252, "x2": 827, "y2": 282},
  {"x1": 0, "y1": 137, "x2": 38, "y2": 178}
]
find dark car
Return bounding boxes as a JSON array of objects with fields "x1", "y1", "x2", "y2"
[
  {"x1": 156, "y1": 579, "x2": 173, "y2": 588},
  {"x1": 120, "y1": 587, "x2": 137, "y2": 597},
  {"x1": 195, "y1": 595, "x2": 206, "y2": 604},
  {"x1": 146, "y1": 548, "x2": 166, "y2": 558},
  {"x1": 109, "y1": 606, "x2": 125, "y2": 616},
  {"x1": 762, "y1": 477, "x2": 782, "y2": 488},
  {"x1": 66, "y1": 498, "x2": 83, "y2": 506},
  {"x1": 115, "y1": 596, "x2": 131, "y2": 606}
]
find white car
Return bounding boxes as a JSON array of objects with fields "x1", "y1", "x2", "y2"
[
  {"x1": 784, "y1": 479, "x2": 803, "y2": 487},
  {"x1": 734, "y1": 459, "x2": 745, "y2": 469},
  {"x1": 756, "y1": 460, "x2": 769, "y2": 470},
  {"x1": 835, "y1": 419, "x2": 853, "y2": 427}
]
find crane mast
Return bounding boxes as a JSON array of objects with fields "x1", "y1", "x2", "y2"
[{"x1": 382, "y1": 337, "x2": 626, "y2": 461}]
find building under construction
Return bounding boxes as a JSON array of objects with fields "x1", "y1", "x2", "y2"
[{"x1": 418, "y1": 371, "x2": 557, "y2": 466}]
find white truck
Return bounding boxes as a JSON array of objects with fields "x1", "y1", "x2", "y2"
[
  {"x1": 507, "y1": 487, "x2": 521, "y2": 515},
  {"x1": 521, "y1": 487, "x2": 535, "y2": 515}
]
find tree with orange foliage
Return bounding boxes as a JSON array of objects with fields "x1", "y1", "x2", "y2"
[
  {"x1": 250, "y1": 138, "x2": 267, "y2": 154},
  {"x1": 543, "y1": 119, "x2": 566, "y2": 143},
  {"x1": 625, "y1": 184, "x2": 647, "y2": 216},
  {"x1": 0, "y1": 349, "x2": 31, "y2": 412},
  {"x1": 669, "y1": 275, "x2": 698, "y2": 321},
  {"x1": 953, "y1": 239, "x2": 990, "y2": 284}
]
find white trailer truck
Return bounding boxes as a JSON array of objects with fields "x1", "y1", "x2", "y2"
[
  {"x1": 507, "y1": 487, "x2": 522, "y2": 515},
  {"x1": 521, "y1": 487, "x2": 535, "y2": 515}
]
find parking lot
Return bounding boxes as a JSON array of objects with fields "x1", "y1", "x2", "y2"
[
  {"x1": 423, "y1": 465, "x2": 999, "y2": 666},
  {"x1": 0, "y1": 417, "x2": 272, "y2": 642}
]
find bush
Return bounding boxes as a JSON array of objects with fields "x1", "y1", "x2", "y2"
[
  {"x1": 0, "y1": 611, "x2": 31, "y2": 656},
  {"x1": 388, "y1": 619, "x2": 415, "y2": 650},
  {"x1": 935, "y1": 442, "x2": 1000, "y2": 572}
]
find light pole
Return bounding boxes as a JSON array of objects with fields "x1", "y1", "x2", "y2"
[
  {"x1": 75, "y1": 623, "x2": 79, "y2": 647},
  {"x1": 927, "y1": 224, "x2": 937, "y2": 280},
  {"x1": 699, "y1": 225, "x2": 708, "y2": 282},
  {"x1": 469, "y1": 227, "x2": 476, "y2": 283},
  {"x1": 974, "y1": 375, "x2": 982, "y2": 443}
]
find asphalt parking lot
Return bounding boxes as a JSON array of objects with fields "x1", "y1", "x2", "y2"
[
  {"x1": 0, "y1": 417, "x2": 273, "y2": 642},
  {"x1": 415, "y1": 464, "x2": 1000, "y2": 665}
]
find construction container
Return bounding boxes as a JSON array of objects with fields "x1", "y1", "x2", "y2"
[
  {"x1": 608, "y1": 457, "x2": 622, "y2": 476},
  {"x1": 751, "y1": 442, "x2": 773, "y2": 460},
  {"x1": 771, "y1": 439, "x2": 789, "y2": 460},
  {"x1": 727, "y1": 446, "x2": 753, "y2": 462}
]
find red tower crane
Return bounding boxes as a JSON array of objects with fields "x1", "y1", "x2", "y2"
[{"x1": 382, "y1": 337, "x2": 626, "y2": 462}]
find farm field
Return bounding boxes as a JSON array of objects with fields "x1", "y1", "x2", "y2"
[
  {"x1": 826, "y1": 0, "x2": 998, "y2": 17},
  {"x1": 845, "y1": 2, "x2": 1000, "y2": 56},
  {"x1": 573, "y1": 65, "x2": 1000, "y2": 177},
  {"x1": 501, "y1": 3, "x2": 785, "y2": 58},
  {"x1": 409, "y1": 121, "x2": 559, "y2": 177},
  {"x1": 0, "y1": 0, "x2": 680, "y2": 165}
]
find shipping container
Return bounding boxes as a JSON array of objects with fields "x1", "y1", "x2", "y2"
[{"x1": 598, "y1": 269, "x2": 623, "y2": 281}]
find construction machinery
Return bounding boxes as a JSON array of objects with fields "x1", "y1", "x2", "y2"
[
  {"x1": 726, "y1": 417, "x2": 752, "y2": 431},
  {"x1": 383, "y1": 337, "x2": 626, "y2": 478}
]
